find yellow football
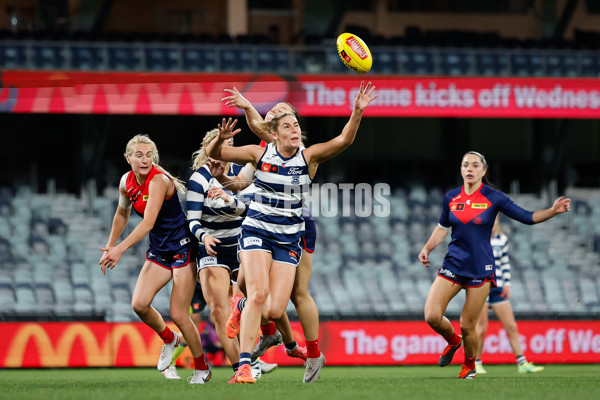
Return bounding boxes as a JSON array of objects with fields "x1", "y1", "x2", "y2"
[{"x1": 336, "y1": 32, "x2": 372, "y2": 73}]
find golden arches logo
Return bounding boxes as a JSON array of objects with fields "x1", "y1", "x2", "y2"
[{"x1": 4, "y1": 322, "x2": 169, "y2": 368}]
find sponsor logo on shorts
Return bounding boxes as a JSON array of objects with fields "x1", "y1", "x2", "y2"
[
  {"x1": 289, "y1": 250, "x2": 298, "y2": 259},
  {"x1": 200, "y1": 256, "x2": 217, "y2": 267},
  {"x1": 439, "y1": 267, "x2": 456, "y2": 278},
  {"x1": 471, "y1": 203, "x2": 488, "y2": 209},
  {"x1": 243, "y1": 237, "x2": 263, "y2": 247},
  {"x1": 471, "y1": 279, "x2": 483, "y2": 284}
]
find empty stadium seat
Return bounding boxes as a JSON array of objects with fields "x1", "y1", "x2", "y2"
[
  {"x1": 107, "y1": 46, "x2": 142, "y2": 71},
  {"x1": 219, "y1": 47, "x2": 253, "y2": 72},
  {"x1": 399, "y1": 49, "x2": 435, "y2": 75},
  {"x1": 144, "y1": 46, "x2": 180, "y2": 71},
  {"x1": 70, "y1": 45, "x2": 105, "y2": 70},
  {"x1": 0, "y1": 42, "x2": 27, "y2": 68},
  {"x1": 438, "y1": 49, "x2": 473, "y2": 76},
  {"x1": 31, "y1": 44, "x2": 66, "y2": 69},
  {"x1": 474, "y1": 51, "x2": 509, "y2": 76},
  {"x1": 370, "y1": 49, "x2": 399, "y2": 74},
  {"x1": 182, "y1": 46, "x2": 216, "y2": 72},
  {"x1": 255, "y1": 48, "x2": 290, "y2": 73}
]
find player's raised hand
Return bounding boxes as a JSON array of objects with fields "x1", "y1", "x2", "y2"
[
  {"x1": 217, "y1": 118, "x2": 242, "y2": 140},
  {"x1": 221, "y1": 87, "x2": 251, "y2": 110},
  {"x1": 354, "y1": 81, "x2": 378, "y2": 112}
]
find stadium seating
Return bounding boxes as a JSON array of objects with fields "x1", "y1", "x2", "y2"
[
  {"x1": 0, "y1": 184, "x2": 599, "y2": 321},
  {"x1": 3, "y1": 35, "x2": 599, "y2": 76}
]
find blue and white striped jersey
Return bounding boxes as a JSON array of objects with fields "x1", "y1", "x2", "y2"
[
  {"x1": 491, "y1": 233, "x2": 511, "y2": 288},
  {"x1": 243, "y1": 142, "x2": 311, "y2": 244},
  {"x1": 186, "y1": 164, "x2": 246, "y2": 246}
]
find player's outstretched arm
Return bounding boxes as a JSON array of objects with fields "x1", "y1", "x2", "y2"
[
  {"x1": 206, "y1": 118, "x2": 261, "y2": 165},
  {"x1": 532, "y1": 196, "x2": 571, "y2": 223},
  {"x1": 221, "y1": 87, "x2": 272, "y2": 143},
  {"x1": 304, "y1": 81, "x2": 377, "y2": 166}
]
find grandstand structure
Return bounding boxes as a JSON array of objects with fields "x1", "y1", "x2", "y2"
[
  {"x1": 1, "y1": 0, "x2": 600, "y2": 322},
  {"x1": 1, "y1": 182, "x2": 599, "y2": 322}
]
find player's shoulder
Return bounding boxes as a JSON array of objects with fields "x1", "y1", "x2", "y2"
[
  {"x1": 481, "y1": 184, "x2": 509, "y2": 200},
  {"x1": 444, "y1": 186, "x2": 462, "y2": 200},
  {"x1": 190, "y1": 165, "x2": 213, "y2": 183}
]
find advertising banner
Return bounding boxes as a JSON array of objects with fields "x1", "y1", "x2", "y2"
[
  {"x1": 2, "y1": 320, "x2": 599, "y2": 368},
  {"x1": 2, "y1": 70, "x2": 600, "y2": 118}
]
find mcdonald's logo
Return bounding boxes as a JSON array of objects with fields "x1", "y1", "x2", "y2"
[{"x1": 2, "y1": 322, "x2": 177, "y2": 368}]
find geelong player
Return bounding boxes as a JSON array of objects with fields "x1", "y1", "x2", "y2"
[
  {"x1": 208, "y1": 81, "x2": 377, "y2": 383},
  {"x1": 418, "y1": 151, "x2": 570, "y2": 379},
  {"x1": 475, "y1": 216, "x2": 544, "y2": 374},
  {"x1": 219, "y1": 91, "x2": 318, "y2": 363},
  {"x1": 99, "y1": 134, "x2": 211, "y2": 384}
]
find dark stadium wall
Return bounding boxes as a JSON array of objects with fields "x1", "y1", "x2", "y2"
[{"x1": 1, "y1": 113, "x2": 599, "y2": 194}]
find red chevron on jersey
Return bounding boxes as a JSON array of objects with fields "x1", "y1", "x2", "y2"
[
  {"x1": 449, "y1": 189, "x2": 491, "y2": 224},
  {"x1": 126, "y1": 165, "x2": 161, "y2": 217}
]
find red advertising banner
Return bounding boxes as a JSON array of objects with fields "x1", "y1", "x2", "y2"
[
  {"x1": 1, "y1": 320, "x2": 599, "y2": 368},
  {"x1": 1, "y1": 70, "x2": 600, "y2": 118}
]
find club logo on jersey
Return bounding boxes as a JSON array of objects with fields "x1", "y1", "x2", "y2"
[
  {"x1": 474, "y1": 217, "x2": 482, "y2": 224},
  {"x1": 244, "y1": 237, "x2": 263, "y2": 247},
  {"x1": 291, "y1": 176, "x2": 300, "y2": 185},
  {"x1": 129, "y1": 189, "x2": 142, "y2": 203},
  {"x1": 450, "y1": 203, "x2": 465, "y2": 211},
  {"x1": 142, "y1": 195, "x2": 148, "y2": 201},
  {"x1": 471, "y1": 203, "x2": 488, "y2": 209}
]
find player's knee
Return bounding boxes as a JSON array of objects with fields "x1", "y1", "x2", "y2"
[
  {"x1": 209, "y1": 305, "x2": 228, "y2": 324},
  {"x1": 263, "y1": 305, "x2": 285, "y2": 321},
  {"x1": 248, "y1": 290, "x2": 268, "y2": 308},
  {"x1": 504, "y1": 322, "x2": 518, "y2": 335},
  {"x1": 289, "y1": 290, "x2": 309, "y2": 307},
  {"x1": 131, "y1": 299, "x2": 150, "y2": 316},
  {"x1": 424, "y1": 309, "x2": 443, "y2": 327}
]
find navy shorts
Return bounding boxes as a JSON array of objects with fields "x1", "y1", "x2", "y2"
[
  {"x1": 238, "y1": 229, "x2": 302, "y2": 267},
  {"x1": 197, "y1": 243, "x2": 240, "y2": 274},
  {"x1": 487, "y1": 286, "x2": 509, "y2": 305},
  {"x1": 437, "y1": 267, "x2": 496, "y2": 288},
  {"x1": 190, "y1": 281, "x2": 207, "y2": 313},
  {"x1": 146, "y1": 246, "x2": 196, "y2": 270},
  {"x1": 302, "y1": 216, "x2": 317, "y2": 253}
]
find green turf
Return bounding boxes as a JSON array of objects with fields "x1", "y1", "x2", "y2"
[{"x1": 1, "y1": 365, "x2": 599, "y2": 400}]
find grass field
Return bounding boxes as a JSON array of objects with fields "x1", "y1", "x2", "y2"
[{"x1": 1, "y1": 365, "x2": 599, "y2": 400}]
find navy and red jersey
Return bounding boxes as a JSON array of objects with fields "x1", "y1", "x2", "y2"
[
  {"x1": 125, "y1": 165, "x2": 193, "y2": 253},
  {"x1": 438, "y1": 183, "x2": 534, "y2": 279}
]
